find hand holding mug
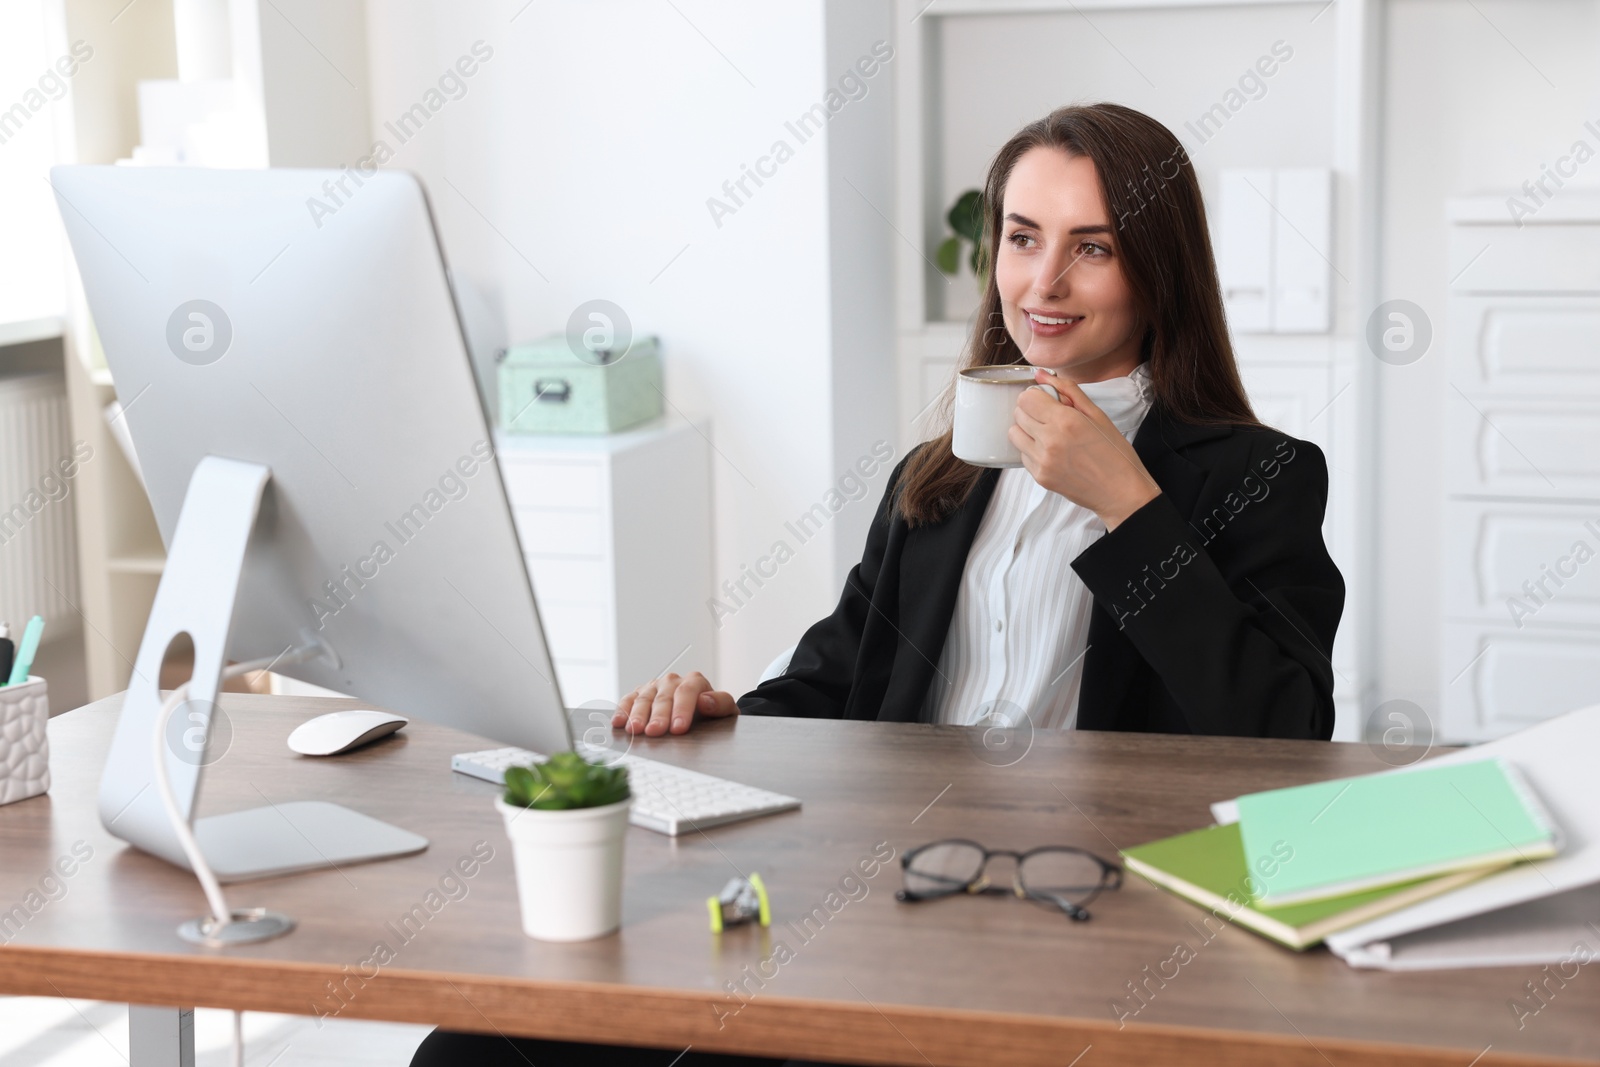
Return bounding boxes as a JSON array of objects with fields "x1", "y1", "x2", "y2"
[{"x1": 1009, "y1": 369, "x2": 1161, "y2": 531}]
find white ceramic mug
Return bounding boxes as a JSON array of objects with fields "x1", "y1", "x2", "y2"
[{"x1": 952, "y1": 365, "x2": 1059, "y2": 468}]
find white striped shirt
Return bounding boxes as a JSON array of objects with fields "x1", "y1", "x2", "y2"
[{"x1": 922, "y1": 362, "x2": 1153, "y2": 730}]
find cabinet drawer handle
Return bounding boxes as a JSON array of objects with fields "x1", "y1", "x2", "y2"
[{"x1": 533, "y1": 378, "x2": 571, "y2": 403}]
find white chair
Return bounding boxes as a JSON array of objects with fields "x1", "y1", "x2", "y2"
[{"x1": 758, "y1": 643, "x2": 798, "y2": 684}]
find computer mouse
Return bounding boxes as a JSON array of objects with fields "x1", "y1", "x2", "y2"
[{"x1": 287, "y1": 709, "x2": 409, "y2": 756}]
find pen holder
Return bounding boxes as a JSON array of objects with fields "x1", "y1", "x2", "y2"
[{"x1": 0, "y1": 677, "x2": 49, "y2": 806}]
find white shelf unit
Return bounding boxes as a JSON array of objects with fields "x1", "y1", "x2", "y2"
[
  {"x1": 889, "y1": 0, "x2": 1382, "y2": 739},
  {"x1": 1441, "y1": 193, "x2": 1600, "y2": 741},
  {"x1": 495, "y1": 418, "x2": 715, "y2": 709}
]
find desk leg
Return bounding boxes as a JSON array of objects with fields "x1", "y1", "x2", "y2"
[{"x1": 129, "y1": 1005, "x2": 195, "y2": 1067}]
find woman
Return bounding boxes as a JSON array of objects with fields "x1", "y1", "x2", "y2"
[
  {"x1": 615, "y1": 102, "x2": 1343, "y2": 743},
  {"x1": 412, "y1": 102, "x2": 1343, "y2": 1067}
]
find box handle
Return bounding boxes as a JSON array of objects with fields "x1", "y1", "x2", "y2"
[{"x1": 533, "y1": 378, "x2": 571, "y2": 403}]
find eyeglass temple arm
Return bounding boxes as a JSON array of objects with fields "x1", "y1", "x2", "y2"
[
  {"x1": 1028, "y1": 888, "x2": 1092, "y2": 921},
  {"x1": 895, "y1": 886, "x2": 965, "y2": 903}
]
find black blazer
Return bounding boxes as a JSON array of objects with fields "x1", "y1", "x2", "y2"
[{"x1": 736, "y1": 404, "x2": 1345, "y2": 739}]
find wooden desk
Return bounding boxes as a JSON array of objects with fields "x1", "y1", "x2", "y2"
[{"x1": 2, "y1": 693, "x2": 1596, "y2": 1067}]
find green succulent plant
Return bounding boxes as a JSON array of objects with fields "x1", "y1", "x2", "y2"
[
  {"x1": 936, "y1": 188, "x2": 987, "y2": 280},
  {"x1": 503, "y1": 752, "x2": 631, "y2": 811}
]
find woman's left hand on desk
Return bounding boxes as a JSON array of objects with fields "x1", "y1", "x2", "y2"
[{"x1": 613, "y1": 671, "x2": 739, "y2": 736}]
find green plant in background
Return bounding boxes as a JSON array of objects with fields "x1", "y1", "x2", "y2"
[
  {"x1": 936, "y1": 189, "x2": 986, "y2": 279},
  {"x1": 503, "y1": 752, "x2": 630, "y2": 810}
]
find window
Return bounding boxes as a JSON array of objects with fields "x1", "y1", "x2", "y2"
[{"x1": 0, "y1": 0, "x2": 73, "y2": 344}]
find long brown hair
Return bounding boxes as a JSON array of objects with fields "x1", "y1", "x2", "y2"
[{"x1": 896, "y1": 103, "x2": 1259, "y2": 527}]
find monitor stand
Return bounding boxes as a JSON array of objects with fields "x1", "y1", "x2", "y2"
[{"x1": 97, "y1": 456, "x2": 427, "y2": 883}]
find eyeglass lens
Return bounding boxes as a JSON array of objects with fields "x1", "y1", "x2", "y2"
[
  {"x1": 1017, "y1": 849, "x2": 1107, "y2": 901},
  {"x1": 904, "y1": 844, "x2": 1109, "y2": 902},
  {"x1": 903, "y1": 841, "x2": 987, "y2": 895}
]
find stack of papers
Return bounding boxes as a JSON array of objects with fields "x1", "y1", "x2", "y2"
[{"x1": 1122, "y1": 702, "x2": 1600, "y2": 966}]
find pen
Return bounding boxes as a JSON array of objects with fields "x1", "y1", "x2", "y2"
[
  {"x1": 6, "y1": 615, "x2": 43, "y2": 687},
  {"x1": 0, "y1": 622, "x2": 12, "y2": 682}
]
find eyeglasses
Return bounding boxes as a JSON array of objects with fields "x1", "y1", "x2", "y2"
[{"x1": 896, "y1": 839, "x2": 1123, "y2": 921}]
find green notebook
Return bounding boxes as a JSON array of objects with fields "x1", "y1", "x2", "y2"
[
  {"x1": 1235, "y1": 757, "x2": 1559, "y2": 907},
  {"x1": 1121, "y1": 822, "x2": 1503, "y2": 950}
]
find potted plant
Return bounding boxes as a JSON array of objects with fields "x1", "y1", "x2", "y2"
[
  {"x1": 495, "y1": 752, "x2": 632, "y2": 941},
  {"x1": 935, "y1": 188, "x2": 986, "y2": 281}
]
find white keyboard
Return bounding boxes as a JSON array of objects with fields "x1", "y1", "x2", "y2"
[{"x1": 451, "y1": 744, "x2": 801, "y2": 836}]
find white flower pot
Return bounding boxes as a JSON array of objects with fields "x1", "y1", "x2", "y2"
[{"x1": 495, "y1": 795, "x2": 631, "y2": 941}]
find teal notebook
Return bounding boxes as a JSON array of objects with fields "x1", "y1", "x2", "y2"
[{"x1": 1235, "y1": 757, "x2": 1560, "y2": 906}]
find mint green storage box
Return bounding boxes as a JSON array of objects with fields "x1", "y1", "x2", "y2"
[{"x1": 498, "y1": 335, "x2": 663, "y2": 433}]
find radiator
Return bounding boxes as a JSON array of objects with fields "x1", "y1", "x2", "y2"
[{"x1": 0, "y1": 373, "x2": 81, "y2": 639}]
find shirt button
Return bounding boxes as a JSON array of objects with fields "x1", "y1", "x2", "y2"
[{"x1": 994, "y1": 619, "x2": 1003, "y2": 633}]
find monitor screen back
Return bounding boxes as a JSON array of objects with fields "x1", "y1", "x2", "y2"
[{"x1": 52, "y1": 165, "x2": 572, "y2": 757}]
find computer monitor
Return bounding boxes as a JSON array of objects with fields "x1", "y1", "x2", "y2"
[{"x1": 52, "y1": 165, "x2": 573, "y2": 879}]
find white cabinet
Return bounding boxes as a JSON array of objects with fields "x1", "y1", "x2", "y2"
[
  {"x1": 494, "y1": 418, "x2": 714, "y2": 709},
  {"x1": 1447, "y1": 296, "x2": 1600, "y2": 394},
  {"x1": 1234, "y1": 359, "x2": 1333, "y2": 447},
  {"x1": 1442, "y1": 622, "x2": 1600, "y2": 738},
  {"x1": 1443, "y1": 501, "x2": 1600, "y2": 625},
  {"x1": 1442, "y1": 195, "x2": 1600, "y2": 740},
  {"x1": 1218, "y1": 169, "x2": 1333, "y2": 335},
  {"x1": 1218, "y1": 169, "x2": 1275, "y2": 333},
  {"x1": 1444, "y1": 396, "x2": 1600, "y2": 499},
  {"x1": 1270, "y1": 170, "x2": 1334, "y2": 335}
]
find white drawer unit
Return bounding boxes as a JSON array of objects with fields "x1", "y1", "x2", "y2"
[
  {"x1": 1443, "y1": 500, "x2": 1600, "y2": 625},
  {"x1": 494, "y1": 417, "x2": 714, "y2": 707},
  {"x1": 1444, "y1": 395, "x2": 1600, "y2": 500},
  {"x1": 1443, "y1": 621, "x2": 1600, "y2": 738},
  {"x1": 1234, "y1": 360, "x2": 1333, "y2": 451},
  {"x1": 512, "y1": 507, "x2": 607, "y2": 556},
  {"x1": 1449, "y1": 218, "x2": 1600, "y2": 294},
  {"x1": 499, "y1": 459, "x2": 607, "y2": 510},
  {"x1": 1448, "y1": 296, "x2": 1600, "y2": 396},
  {"x1": 1442, "y1": 195, "x2": 1600, "y2": 740}
]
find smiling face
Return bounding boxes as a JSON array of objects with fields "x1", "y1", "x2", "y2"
[{"x1": 994, "y1": 146, "x2": 1146, "y2": 383}]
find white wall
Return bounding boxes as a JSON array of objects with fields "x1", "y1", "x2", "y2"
[
  {"x1": 362, "y1": 0, "x2": 895, "y2": 695},
  {"x1": 1378, "y1": 0, "x2": 1600, "y2": 719},
  {"x1": 824, "y1": 0, "x2": 898, "y2": 592},
  {"x1": 0, "y1": 0, "x2": 73, "y2": 335},
  {"x1": 256, "y1": 0, "x2": 370, "y2": 166}
]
